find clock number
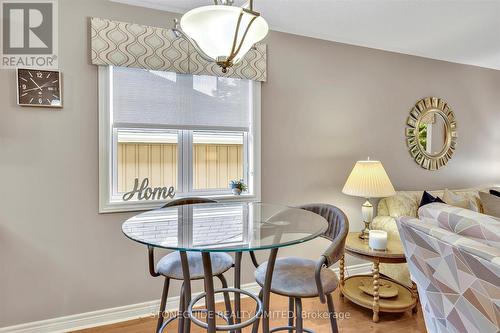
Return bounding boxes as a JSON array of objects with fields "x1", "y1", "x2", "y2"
[
  {"x1": 38, "y1": 98, "x2": 43, "y2": 104},
  {"x1": 22, "y1": 84, "x2": 26, "y2": 90},
  {"x1": 37, "y1": 72, "x2": 43, "y2": 78}
]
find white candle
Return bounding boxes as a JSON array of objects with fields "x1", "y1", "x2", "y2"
[{"x1": 369, "y1": 230, "x2": 388, "y2": 250}]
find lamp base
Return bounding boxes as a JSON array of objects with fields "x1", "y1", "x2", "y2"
[
  {"x1": 359, "y1": 199, "x2": 373, "y2": 240},
  {"x1": 359, "y1": 220, "x2": 370, "y2": 240}
]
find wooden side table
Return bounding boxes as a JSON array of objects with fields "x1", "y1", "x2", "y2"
[{"x1": 340, "y1": 232, "x2": 418, "y2": 322}]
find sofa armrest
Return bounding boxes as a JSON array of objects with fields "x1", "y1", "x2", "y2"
[
  {"x1": 398, "y1": 217, "x2": 500, "y2": 262},
  {"x1": 372, "y1": 216, "x2": 401, "y2": 241}
]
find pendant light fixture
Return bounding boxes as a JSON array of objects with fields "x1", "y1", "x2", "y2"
[{"x1": 173, "y1": 0, "x2": 268, "y2": 73}]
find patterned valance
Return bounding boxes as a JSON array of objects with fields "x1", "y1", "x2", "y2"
[{"x1": 90, "y1": 17, "x2": 267, "y2": 81}]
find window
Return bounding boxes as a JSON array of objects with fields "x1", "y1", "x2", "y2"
[{"x1": 99, "y1": 66, "x2": 260, "y2": 213}]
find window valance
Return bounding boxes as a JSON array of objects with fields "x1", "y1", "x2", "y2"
[{"x1": 90, "y1": 17, "x2": 267, "y2": 82}]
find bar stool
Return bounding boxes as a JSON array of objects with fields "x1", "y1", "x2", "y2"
[
  {"x1": 149, "y1": 198, "x2": 235, "y2": 333},
  {"x1": 254, "y1": 204, "x2": 349, "y2": 333}
]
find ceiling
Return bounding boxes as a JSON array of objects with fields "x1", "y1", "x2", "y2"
[{"x1": 112, "y1": 0, "x2": 500, "y2": 71}]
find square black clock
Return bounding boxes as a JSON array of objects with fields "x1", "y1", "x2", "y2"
[{"x1": 17, "y1": 68, "x2": 62, "y2": 108}]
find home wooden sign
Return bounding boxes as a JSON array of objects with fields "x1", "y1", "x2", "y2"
[{"x1": 122, "y1": 178, "x2": 175, "y2": 201}]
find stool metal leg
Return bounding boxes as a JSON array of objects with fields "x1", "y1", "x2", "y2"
[
  {"x1": 178, "y1": 284, "x2": 185, "y2": 333},
  {"x1": 202, "y1": 252, "x2": 216, "y2": 333},
  {"x1": 217, "y1": 274, "x2": 235, "y2": 331},
  {"x1": 234, "y1": 252, "x2": 243, "y2": 333},
  {"x1": 288, "y1": 297, "x2": 294, "y2": 333},
  {"x1": 179, "y1": 251, "x2": 192, "y2": 333},
  {"x1": 157, "y1": 277, "x2": 170, "y2": 333},
  {"x1": 251, "y1": 289, "x2": 263, "y2": 333},
  {"x1": 295, "y1": 298, "x2": 303, "y2": 333},
  {"x1": 326, "y1": 294, "x2": 339, "y2": 333},
  {"x1": 262, "y1": 248, "x2": 279, "y2": 333}
]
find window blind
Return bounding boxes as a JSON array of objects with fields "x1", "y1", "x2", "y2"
[{"x1": 112, "y1": 66, "x2": 251, "y2": 131}]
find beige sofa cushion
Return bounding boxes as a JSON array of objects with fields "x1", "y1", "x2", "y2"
[
  {"x1": 378, "y1": 188, "x2": 483, "y2": 218},
  {"x1": 384, "y1": 191, "x2": 421, "y2": 218}
]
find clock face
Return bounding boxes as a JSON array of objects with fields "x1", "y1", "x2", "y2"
[{"x1": 17, "y1": 68, "x2": 62, "y2": 107}]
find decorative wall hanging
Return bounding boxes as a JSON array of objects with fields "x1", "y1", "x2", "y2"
[
  {"x1": 90, "y1": 17, "x2": 267, "y2": 81},
  {"x1": 17, "y1": 68, "x2": 62, "y2": 108},
  {"x1": 405, "y1": 97, "x2": 457, "y2": 171},
  {"x1": 122, "y1": 178, "x2": 176, "y2": 201}
]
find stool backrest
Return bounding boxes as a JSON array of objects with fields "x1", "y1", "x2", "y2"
[
  {"x1": 299, "y1": 204, "x2": 349, "y2": 267},
  {"x1": 162, "y1": 197, "x2": 217, "y2": 208}
]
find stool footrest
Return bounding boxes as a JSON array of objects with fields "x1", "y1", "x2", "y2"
[
  {"x1": 187, "y1": 287, "x2": 263, "y2": 331},
  {"x1": 270, "y1": 326, "x2": 316, "y2": 333}
]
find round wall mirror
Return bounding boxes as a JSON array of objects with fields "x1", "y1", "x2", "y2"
[{"x1": 406, "y1": 97, "x2": 457, "y2": 170}]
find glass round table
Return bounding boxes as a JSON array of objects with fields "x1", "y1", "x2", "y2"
[{"x1": 122, "y1": 202, "x2": 328, "y2": 333}]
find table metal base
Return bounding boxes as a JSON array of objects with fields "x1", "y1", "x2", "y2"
[
  {"x1": 159, "y1": 310, "x2": 231, "y2": 333},
  {"x1": 175, "y1": 248, "x2": 279, "y2": 333},
  {"x1": 187, "y1": 288, "x2": 262, "y2": 331}
]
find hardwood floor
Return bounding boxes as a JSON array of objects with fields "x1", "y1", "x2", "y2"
[{"x1": 73, "y1": 290, "x2": 426, "y2": 333}]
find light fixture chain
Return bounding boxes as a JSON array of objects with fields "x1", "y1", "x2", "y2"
[{"x1": 213, "y1": 0, "x2": 234, "y2": 5}]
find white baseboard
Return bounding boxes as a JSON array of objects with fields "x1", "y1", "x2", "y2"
[{"x1": 0, "y1": 263, "x2": 371, "y2": 333}]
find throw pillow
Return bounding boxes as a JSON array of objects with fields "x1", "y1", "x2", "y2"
[
  {"x1": 479, "y1": 192, "x2": 500, "y2": 218},
  {"x1": 490, "y1": 189, "x2": 500, "y2": 197},
  {"x1": 443, "y1": 188, "x2": 477, "y2": 211},
  {"x1": 419, "y1": 191, "x2": 445, "y2": 208}
]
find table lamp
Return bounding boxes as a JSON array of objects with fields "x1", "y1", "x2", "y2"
[{"x1": 342, "y1": 159, "x2": 396, "y2": 239}]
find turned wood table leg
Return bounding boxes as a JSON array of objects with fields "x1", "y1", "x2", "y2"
[
  {"x1": 411, "y1": 281, "x2": 419, "y2": 314},
  {"x1": 372, "y1": 260, "x2": 380, "y2": 323},
  {"x1": 339, "y1": 254, "x2": 345, "y2": 298}
]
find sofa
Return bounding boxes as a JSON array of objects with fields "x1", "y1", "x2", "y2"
[
  {"x1": 397, "y1": 203, "x2": 500, "y2": 333},
  {"x1": 371, "y1": 188, "x2": 484, "y2": 286}
]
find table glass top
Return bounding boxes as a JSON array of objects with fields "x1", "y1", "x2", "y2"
[{"x1": 122, "y1": 202, "x2": 328, "y2": 252}]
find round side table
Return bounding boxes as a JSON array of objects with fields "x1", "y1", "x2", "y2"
[{"x1": 339, "y1": 232, "x2": 418, "y2": 322}]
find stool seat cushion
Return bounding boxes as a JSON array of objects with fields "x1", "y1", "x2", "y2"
[
  {"x1": 255, "y1": 257, "x2": 339, "y2": 298},
  {"x1": 156, "y1": 251, "x2": 233, "y2": 280}
]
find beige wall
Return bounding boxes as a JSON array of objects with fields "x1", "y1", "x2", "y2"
[{"x1": 1, "y1": 0, "x2": 499, "y2": 327}]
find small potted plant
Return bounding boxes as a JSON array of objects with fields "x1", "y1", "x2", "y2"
[{"x1": 229, "y1": 179, "x2": 247, "y2": 195}]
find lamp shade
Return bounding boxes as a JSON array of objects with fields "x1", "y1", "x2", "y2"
[
  {"x1": 180, "y1": 5, "x2": 269, "y2": 65},
  {"x1": 342, "y1": 160, "x2": 396, "y2": 198}
]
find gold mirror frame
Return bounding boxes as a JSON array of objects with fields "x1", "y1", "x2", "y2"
[{"x1": 406, "y1": 97, "x2": 457, "y2": 170}]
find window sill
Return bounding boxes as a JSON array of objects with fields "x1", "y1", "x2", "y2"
[{"x1": 99, "y1": 193, "x2": 259, "y2": 214}]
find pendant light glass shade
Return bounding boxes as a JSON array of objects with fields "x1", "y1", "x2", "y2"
[{"x1": 180, "y1": 4, "x2": 268, "y2": 71}]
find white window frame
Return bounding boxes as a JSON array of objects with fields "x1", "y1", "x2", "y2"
[{"x1": 98, "y1": 66, "x2": 261, "y2": 213}]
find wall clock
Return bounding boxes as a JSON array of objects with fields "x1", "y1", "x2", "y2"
[{"x1": 17, "y1": 68, "x2": 62, "y2": 108}]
